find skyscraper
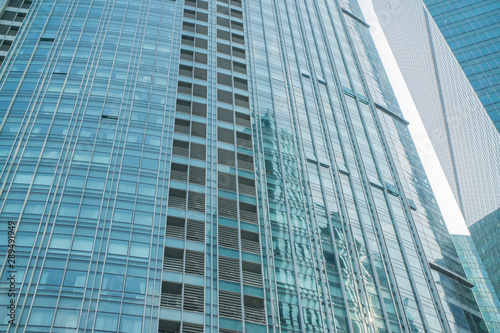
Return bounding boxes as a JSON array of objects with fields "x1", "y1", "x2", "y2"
[
  {"x1": 372, "y1": 0, "x2": 500, "y2": 305},
  {"x1": 423, "y1": 0, "x2": 500, "y2": 133},
  {"x1": 451, "y1": 234, "x2": 500, "y2": 332},
  {"x1": 0, "y1": 0, "x2": 33, "y2": 66},
  {"x1": 0, "y1": 0, "x2": 489, "y2": 332},
  {"x1": 373, "y1": 0, "x2": 500, "y2": 228}
]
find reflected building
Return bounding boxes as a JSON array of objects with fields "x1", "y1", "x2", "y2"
[
  {"x1": 423, "y1": 0, "x2": 500, "y2": 133},
  {"x1": 452, "y1": 234, "x2": 500, "y2": 332},
  {"x1": 0, "y1": 0, "x2": 490, "y2": 332},
  {"x1": 373, "y1": 0, "x2": 500, "y2": 307}
]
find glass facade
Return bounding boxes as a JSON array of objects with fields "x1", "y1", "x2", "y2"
[
  {"x1": 0, "y1": 0, "x2": 33, "y2": 66},
  {"x1": 452, "y1": 234, "x2": 500, "y2": 333},
  {"x1": 424, "y1": 0, "x2": 500, "y2": 133},
  {"x1": 469, "y1": 209, "x2": 500, "y2": 304},
  {"x1": 372, "y1": 0, "x2": 500, "y2": 227},
  {"x1": 0, "y1": 0, "x2": 489, "y2": 332}
]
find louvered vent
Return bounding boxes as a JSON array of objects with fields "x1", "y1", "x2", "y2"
[
  {"x1": 188, "y1": 191, "x2": 205, "y2": 212},
  {"x1": 190, "y1": 143, "x2": 206, "y2": 160},
  {"x1": 218, "y1": 127, "x2": 235, "y2": 144},
  {"x1": 219, "y1": 290, "x2": 242, "y2": 319},
  {"x1": 191, "y1": 122, "x2": 206, "y2": 138},
  {"x1": 185, "y1": 250, "x2": 204, "y2": 275},
  {"x1": 172, "y1": 140, "x2": 189, "y2": 157},
  {"x1": 241, "y1": 230, "x2": 260, "y2": 254},
  {"x1": 238, "y1": 176, "x2": 255, "y2": 197},
  {"x1": 176, "y1": 99, "x2": 191, "y2": 114},
  {"x1": 219, "y1": 256, "x2": 240, "y2": 283},
  {"x1": 218, "y1": 197, "x2": 238, "y2": 219},
  {"x1": 235, "y1": 112, "x2": 250, "y2": 127},
  {"x1": 218, "y1": 172, "x2": 236, "y2": 192},
  {"x1": 239, "y1": 202, "x2": 257, "y2": 224},
  {"x1": 169, "y1": 189, "x2": 187, "y2": 209},
  {"x1": 237, "y1": 153, "x2": 253, "y2": 171},
  {"x1": 192, "y1": 102, "x2": 207, "y2": 117},
  {"x1": 182, "y1": 323, "x2": 204, "y2": 333},
  {"x1": 218, "y1": 107, "x2": 234, "y2": 123},
  {"x1": 186, "y1": 219, "x2": 205, "y2": 242},
  {"x1": 218, "y1": 225, "x2": 239, "y2": 250},
  {"x1": 183, "y1": 285, "x2": 204, "y2": 312},
  {"x1": 164, "y1": 247, "x2": 183, "y2": 272},
  {"x1": 244, "y1": 295, "x2": 266, "y2": 323},
  {"x1": 218, "y1": 149, "x2": 235, "y2": 166},
  {"x1": 189, "y1": 166, "x2": 205, "y2": 185},
  {"x1": 236, "y1": 132, "x2": 252, "y2": 148},
  {"x1": 161, "y1": 282, "x2": 182, "y2": 309},
  {"x1": 242, "y1": 261, "x2": 263, "y2": 288},
  {"x1": 174, "y1": 119, "x2": 190, "y2": 134},
  {"x1": 171, "y1": 163, "x2": 188, "y2": 182},
  {"x1": 166, "y1": 216, "x2": 185, "y2": 239}
]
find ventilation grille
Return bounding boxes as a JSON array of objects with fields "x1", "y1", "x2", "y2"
[
  {"x1": 244, "y1": 296, "x2": 265, "y2": 324},
  {"x1": 218, "y1": 225, "x2": 239, "y2": 250},
  {"x1": 219, "y1": 290, "x2": 242, "y2": 319},
  {"x1": 173, "y1": 140, "x2": 189, "y2": 157},
  {"x1": 185, "y1": 251, "x2": 205, "y2": 276},
  {"x1": 242, "y1": 261, "x2": 263, "y2": 288},
  {"x1": 218, "y1": 197, "x2": 238, "y2": 219},
  {"x1": 191, "y1": 122, "x2": 206, "y2": 138},
  {"x1": 218, "y1": 172, "x2": 236, "y2": 192},
  {"x1": 241, "y1": 230, "x2": 260, "y2": 254},
  {"x1": 237, "y1": 153, "x2": 254, "y2": 171},
  {"x1": 218, "y1": 127, "x2": 235, "y2": 144},
  {"x1": 235, "y1": 112, "x2": 251, "y2": 127},
  {"x1": 188, "y1": 191, "x2": 205, "y2": 212},
  {"x1": 190, "y1": 143, "x2": 206, "y2": 160},
  {"x1": 182, "y1": 323, "x2": 204, "y2": 333},
  {"x1": 238, "y1": 176, "x2": 255, "y2": 197},
  {"x1": 186, "y1": 219, "x2": 205, "y2": 242},
  {"x1": 169, "y1": 189, "x2": 186, "y2": 209},
  {"x1": 161, "y1": 283, "x2": 182, "y2": 309},
  {"x1": 164, "y1": 248, "x2": 183, "y2": 272},
  {"x1": 218, "y1": 149, "x2": 235, "y2": 167},
  {"x1": 236, "y1": 132, "x2": 252, "y2": 148},
  {"x1": 174, "y1": 119, "x2": 190, "y2": 134},
  {"x1": 183, "y1": 285, "x2": 204, "y2": 312},
  {"x1": 189, "y1": 166, "x2": 206, "y2": 185},
  {"x1": 239, "y1": 202, "x2": 257, "y2": 224},
  {"x1": 219, "y1": 256, "x2": 240, "y2": 283},
  {"x1": 171, "y1": 163, "x2": 188, "y2": 182},
  {"x1": 166, "y1": 217, "x2": 185, "y2": 239}
]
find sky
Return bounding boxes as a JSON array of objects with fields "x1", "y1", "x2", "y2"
[{"x1": 357, "y1": 0, "x2": 470, "y2": 235}]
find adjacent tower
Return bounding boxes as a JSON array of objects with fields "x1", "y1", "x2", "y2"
[
  {"x1": 0, "y1": 0, "x2": 490, "y2": 332},
  {"x1": 373, "y1": 0, "x2": 500, "y2": 304},
  {"x1": 424, "y1": 0, "x2": 500, "y2": 133}
]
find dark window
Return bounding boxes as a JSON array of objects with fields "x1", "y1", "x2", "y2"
[
  {"x1": 183, "y1": 22, "x2": 195, "y2": 32},
  {"x1": 234, "y1": 77, "x2": 247, "y2": 90},
  {"x1": 180, "y1": 49, "x2": 193, "y2": 61},
  {"x1": 184, "y1": 9, "x2": 196, "y2": 19},
  {"x1": 178, "y1": 81, "x2": 192, "y2": 95},
  {"x1": 194, "y1": 68, "x2": 207, "y2": 80},
  {"x1": 195, "y1": 52, "x2": 207, "y2": 64}
]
